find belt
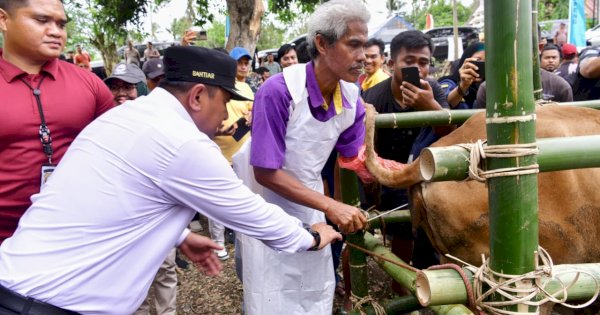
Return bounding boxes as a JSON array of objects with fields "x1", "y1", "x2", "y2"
[{"x1": 0, "y1": 284, "x2": 80, "y2": 315}]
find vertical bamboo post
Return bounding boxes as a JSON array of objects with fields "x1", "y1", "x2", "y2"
[
  {"x1": 485, "y1": 0, "x2": 539, "y2": 313},
  {"x1": 339, "y1": 169, "x2": 369, "y2": 300},
  {"x1": 532, "y1": 0, "x2": 542, "y2": 100}
]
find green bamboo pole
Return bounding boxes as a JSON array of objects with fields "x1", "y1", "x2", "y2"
[
  {"x1": 374, "y1": 109, "x2": 479, "y2": 129},
  {"x1": 352, "y1": 231, "x2": 418, "y2": 294},
  {"x1": 486, "y1": 0, "x2": 538, "y2": 312},
  {"x1": 372, "y1": 100, "x2": 600, "y2": 129},
  {"x1": 347, "y1": 296, "x2": 422, "y2": 315},
  {"x1": 366, "y1": 210, "x2": 411, "y2": 229},
  {"x1": 414, "y1": 263, "x2": 600, "y2": 307},
  {"x1": 420, "y1": 135, "x2": 600, "y2": 182},
  {"x1": 339, "y1": 169, "x2": 369, "y2": 300},
  {"x1": 532, "y1": 0, "x2": 542, "y2": 100}
]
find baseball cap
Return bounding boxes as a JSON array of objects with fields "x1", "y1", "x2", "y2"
[
  {"x1": 105, "y1": 63, "x2": 145, "y2": 85},
  {"x1": 562, "y1": 43, "x2": 577, "y2": 57},
  {"x1": 162, "y1": 46, "x2": 252, "y2": 101},
  {"x1": 229, "y1": 47, "x2": 252, "y2": 61},
  {"x1": 142, "y1": 58, "x2": 165, "y2": 79}
]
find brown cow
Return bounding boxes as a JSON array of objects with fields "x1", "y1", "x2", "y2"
[{"x1": 364, "y1": 104, "x2": 600, "y2": 266}]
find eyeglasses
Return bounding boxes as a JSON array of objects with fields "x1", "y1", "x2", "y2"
[{"x1": 109, "y1": 83, "x2": 136, "y2": 92}]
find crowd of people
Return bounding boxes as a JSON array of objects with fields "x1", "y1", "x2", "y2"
[{"x1": 1, "y1": 0, "x2": 600, "y2": 314}]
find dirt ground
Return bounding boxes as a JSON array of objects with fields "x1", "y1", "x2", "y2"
[{"x1": 173, "y1": 217, "x2": 398, "y2": 315}]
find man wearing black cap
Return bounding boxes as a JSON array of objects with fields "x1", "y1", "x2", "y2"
[{"x1": 0, "y1": 46, "x2": 342, "y2": 314}]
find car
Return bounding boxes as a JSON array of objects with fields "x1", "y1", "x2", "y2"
[
  {"x1": 425, "y1": 26, "x2": 480, "y2": 62},
  {"x1": 586, "y1": 24, "x2": 600, "y2": 46},
  {"x1": 257, "y1": 48, "x2": 278, "y2": 60}
]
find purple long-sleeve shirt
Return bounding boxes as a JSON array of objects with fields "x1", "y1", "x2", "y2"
[{"x1": 250, "y1": 62, "x2": 365, "y2": 169}]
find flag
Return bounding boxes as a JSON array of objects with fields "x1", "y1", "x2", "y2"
[
  {"x1": 570, "y1": 0, "x2": 587, "y2": 47},
  {"x1": 425, "y1": 14, "x2": 434, "y2": 31}
]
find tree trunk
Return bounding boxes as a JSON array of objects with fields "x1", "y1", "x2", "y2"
[
  {"x1": 225, "y1": 0, "x2": 264, "y2": 55},
  {"x1": 90, "y1": 31, "x2": 122, "y2": 76}
]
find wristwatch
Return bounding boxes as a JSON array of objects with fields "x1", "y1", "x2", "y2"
[{"x1": 307, "y1": 228, "x2": 321, "y2": 251}]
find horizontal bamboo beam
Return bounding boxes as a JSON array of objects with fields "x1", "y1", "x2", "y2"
[
  {"x1": 373, "y1": 100, "x2": 600, "y2": 129},
  {"x1": 416, "y1": 263, "x2": 600, "y2": 307},
  {"x1": 347, "y1": 296, "x2": 422, "y2": 315},
  {"x1": 421, "y1": 135, "x2": 600, "y2": 182},
  {"x1": 367, "y1": 210, "x2": 411, "y2": 229},
  {"x1": 350, "y1": 231, "x2": 418, "y2": 294}
]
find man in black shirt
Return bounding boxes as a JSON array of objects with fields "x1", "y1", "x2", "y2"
[
  {"x1": 363, "y1": 30, "x2": 449, "y2": 271},
  {"x1": 569, "y1": 46, "x2": 600, "y2": 101}
]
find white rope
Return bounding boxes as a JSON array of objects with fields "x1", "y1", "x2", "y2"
[
  {"x1": 457, "y1": 140, "x2": 539, "y2": 182},
  {"x1": 486, "y1": 114, "x2": 537, "y2": 124},
  {"x1": 351, "y1": 292, "x2": 387, "y2": 315},
  {"x1": 446, "y1": 247, "x2": 600, "y2": 314}
]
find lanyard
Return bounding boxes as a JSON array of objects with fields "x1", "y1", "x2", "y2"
[{"x1": 20, "y1": 75, "x2": 53, "y2": 163}]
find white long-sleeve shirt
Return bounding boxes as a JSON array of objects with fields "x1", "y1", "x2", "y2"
[{"x1": 0, "y1": 88, "x2": 313, "y2": 314}]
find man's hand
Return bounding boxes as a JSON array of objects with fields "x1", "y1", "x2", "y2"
[
  {"x1": 181, "y1": 30, "x2": 197, "y2": 46},
  {"x1": 400, "y1": 80, "x2": 440, "y2": 111},
  {"x1": 179, "y1": 232, "x2": 223, "y2": 276},
  {"x1": 215, "y1": 122, "x2": 237, "y2": 136},
  {"x1": 310, "y1": 222, "x2": 342, "y2": 250},
  {"x1": 458, "y1": 57, "x2": 482, "y2": 89},
  {"x1": 323, "y1": 201, "x2": 367, "y2": 234}
]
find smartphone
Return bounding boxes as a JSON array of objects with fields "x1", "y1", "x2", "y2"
[
  {"x1": 401, "y1": 66, "x2": 421, "y2": 88},
  {"x1": 189, "y1": 27, "x2": 207, "y2": 42},
  {"x1": 472, "y1": 60, "x2": 485, "y2": 81},
  {"x1": 232, "y1": 117, "x2": 250, "y2": 141},
  {"x1": 196, "y1": 30, "x2": 208, "y2": 41}
]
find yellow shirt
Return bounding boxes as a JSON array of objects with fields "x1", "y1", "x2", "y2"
[
  {"x1": 361, "y1": 68, "x2": 390, "y2": 91},
  {"x1": 213, "y1": 81, "x2": 254, "y2": 164}
]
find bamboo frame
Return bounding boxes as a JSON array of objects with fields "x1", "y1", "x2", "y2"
[{"x1": 421, "y1": 135, "x2": 600, "y2": 182}]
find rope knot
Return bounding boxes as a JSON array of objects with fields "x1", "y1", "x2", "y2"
[
  {"x1": 351, "y1": 292, "x2": 387, "y2": 315},
  {"x1": 447, "y1": 247, "x2": 600, "y2": 314},
  {"x1": 457, "y1": 140, "x2": 539, "y2": 182}
]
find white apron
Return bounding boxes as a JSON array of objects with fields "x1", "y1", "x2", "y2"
[{"x1": 236, "y1": 64, "x2": 359, "y2": 315}]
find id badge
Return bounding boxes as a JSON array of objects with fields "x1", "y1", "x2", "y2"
[{"x1": 41, "y1": 163, "x2": 57, "y2": 188}]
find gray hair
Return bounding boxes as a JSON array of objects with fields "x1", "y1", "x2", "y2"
[{"x1": 307, "y1": 0, "x2": 370, "y2": 59}]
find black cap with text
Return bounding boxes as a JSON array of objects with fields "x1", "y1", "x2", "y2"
[{"x1": 163, "y1": 46, "x2": 251, "y2": 101}]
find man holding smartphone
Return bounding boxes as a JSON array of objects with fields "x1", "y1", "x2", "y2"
[{"x1": 362, "y1": 30, "x2": 449, "y2": 273}]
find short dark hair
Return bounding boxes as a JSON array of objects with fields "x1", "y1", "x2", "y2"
[
  {"x1": 159, "y1": 79, "x2": 218, "y2": 97},
  {"x1": 277, "y1": 44, "x2": 296, "y2": 62},
  {"x1": 296, "y1": 41, "x2": 311, "y2": 63},
  {"x1": 0, "y1": 0, "x2": 63, "y2": 12},
  {"x1": 256, "y1": 67, "x2": 269, "y2": 75},
  {"x1": 390, "y1": 30, "x2": 434, "y2": 61},
  {"x1": 365, "y1": 38, "x2": 385, "y2": 56},
  {"x1": 541, "y1": 44, "x2": 561, "y2": 58}
]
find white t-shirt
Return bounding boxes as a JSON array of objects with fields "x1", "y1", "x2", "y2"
[{"x1": 0, "y1": 88, "x2": 313, "y2": 314}]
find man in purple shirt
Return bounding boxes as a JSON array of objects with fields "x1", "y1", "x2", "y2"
[{"x1": 240, "y1": 0, "x2": 371, "y2": 313}]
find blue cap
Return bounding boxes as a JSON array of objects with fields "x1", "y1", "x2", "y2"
[{"x1": 230, "y1": 47, "x2": 252, "y2": 61}]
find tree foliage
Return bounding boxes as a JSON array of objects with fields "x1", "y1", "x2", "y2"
[
  {"x1": 167, "y1": 17, "x2": 192, "y2": 41},
  {"x1": 195, "y1": 20, "x2": 226, "y2": 49},
  {"x1": 267, "y1": 0, "x2": 320, "y2": 23},
  {"x1": 396, "y1": 0, "x2": 472, "y2": 29},
  {"x1": 538, "y1": 0, "x2": 569, "y2": 21},
  {"x1": 257, "y1": 21, "x2": 287, "y2": 51},
  {"x1": 416, "y1": 0, "x2": 471, "y2": 29},
  {"x1": 64, "y1": 0, "x2": 166, "y2": 75}
]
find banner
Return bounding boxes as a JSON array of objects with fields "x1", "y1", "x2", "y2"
[{"x1": 570, "y1": 0, "x2": 587, "y2": 47}]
